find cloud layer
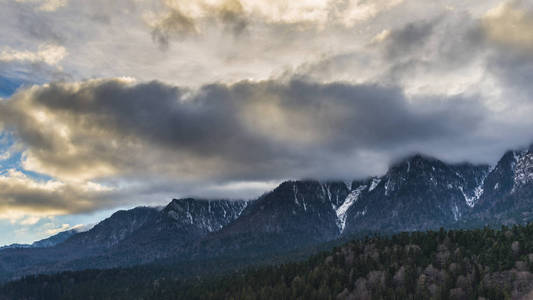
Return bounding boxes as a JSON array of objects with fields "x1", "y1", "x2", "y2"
[
  {"x1": 0, "y1": 78, "x2": 489, "y2": 182},
  {"x1": 0, "y1": 75, "x2": 523, "y2": 217}
]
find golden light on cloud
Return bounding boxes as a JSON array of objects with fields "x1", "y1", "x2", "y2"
[
  {"x1": 0, "y1": 44, "x2": 67, "y2": 66},
  {"x1": 158, "y1": 0, "x2": 329, "y2": 24},
  {"x1": 0, "y1": 209, "x2": 65, "y2": 225},
  {"x1": 371, "y1": 29, "x2": 391, "y2": 44},
  {"x1": 0, "y1": 168, "x2": 113, "y2": 224},
  {"x1": 45, "y1": 223, "x2": 77, "y2": 235},
  {"x1": 15, "y1": 0, "x2": 68, "y2": 11},
  {"x1": 483, "y1": 1, "x2": 533, "y2": 49},
  {"x1": 338, "y1": 0, "x2": 404, "y2": 26},
  {"x1": 148, "y1": 0, "x2": 405, "y2": 32}
]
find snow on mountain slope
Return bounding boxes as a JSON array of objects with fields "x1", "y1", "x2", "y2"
[
  {"x1": 163, "y1": 198, "x2": 249, "y2": 233},
  {"x1": 341, "y1": 155, "x2": 490, "y2": 234},
  {"x1": 336, "y1": 184, "x2": 367, "y2": 233},
  {"x1": 512, "y1": 150, "x2": 533, "y2": 192}
]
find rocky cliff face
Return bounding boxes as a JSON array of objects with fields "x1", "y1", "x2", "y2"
[
  {"x1": 472, "y1": 145, "x2": 533, "y2": 223},
  {"x1": 112, "y1": 198, "x2": 250, "y2": 260},
  {"x1": 196, "y1": 181, "x2": 349, "y2": 256},
  {"x1": 342, "y1": 155, "x2": 490, "y2": 234}
]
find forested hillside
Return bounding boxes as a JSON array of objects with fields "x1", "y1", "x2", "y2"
[{"x1": 3, "y1": 224, "x2": 533, "y2": 299}]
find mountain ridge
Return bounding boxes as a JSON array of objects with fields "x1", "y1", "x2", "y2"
[{"x1": 2, "y1": 143, "x2": 533, "y2": 281}]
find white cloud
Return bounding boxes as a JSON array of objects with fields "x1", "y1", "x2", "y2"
[
  {"x1": 15, "y1": 0, "x2": 68, "y2": 11},
  {"x1": 0, "y1": 168, "x2": 115, "y2": 222},
  {"x1": 482, "y1": 0, "x2": 533, "y2": 50},
  {"x1": 19, "y1": 215, "x2": 41, "y2": 225},
  {"x1": 45, "y1": 223, "x2": 70, "y2": 235},
  {"x1": 0, "y1": 44, "x2": 67, "y2": 66}
]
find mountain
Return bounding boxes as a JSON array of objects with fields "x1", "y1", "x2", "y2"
[
  {"x1": 0, "y1": 229, "x2": 81, "y2": 251},
  {"x1": 6, "y1": 223, "x2": 533, "y2": 299},
  {"x1": 197, "y1": 181, "x2": 348, "y2": 257},
  {"x1": 473, "y1": 145, "x2": 533, "y2": 224},
  {"x1": 3, "y1": 143, "x2": 533, "y2": 282},
  {"x1": 31, "y1": 229, "x2": 80, "y2": 248},
  {"x1": 60, "y1": 206, "x2": 160, "y2": 252},
  {"x1": 0, "y1": 200, "x2": 250, "y2": 279},
  {"x1": 110, "y1": 198, "x2": 249, "y2": 262},
  {"x1": 0, "y1": 206, "x2": 160, "y2": 280},
  {"x1": 342, "y1": 155, "x2": 490, "y2": 235}
]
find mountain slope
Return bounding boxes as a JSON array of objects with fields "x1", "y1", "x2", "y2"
[
  {"x1": 4, "y1": 144, "x2": 533, "y2": 282},
  {"x1": 0, "y1": 229, "x2": 81, "y2": 251},
  {"x1": 61, "y1": 206, "x2": 160, "y2": 252},
  {"x1": 197, "y1": 180, "x2": 349, "y2": 257},
  {"x1": 472, "y1": 145, "x2": 533, "y2": 224},
  {"x1": 342, "y1": 155, "x2": 490, "y2": 234},
  {"x1": 31, "y1": 229, "x2": 81, "y2": 248},
  {"x1": 110, "y1": 198, "x2": 249, "y2": 262},
  {"x1": 0, "y1": 206, "x2": 160, "y2": 280}
]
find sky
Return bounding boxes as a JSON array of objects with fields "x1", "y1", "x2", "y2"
[{"x1": 1, "y1": 0, "x2": 533, "y2": 245}]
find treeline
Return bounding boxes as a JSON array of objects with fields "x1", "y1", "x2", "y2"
[{"x1": 3, "y1": 224, "x2": 533, "y2": 299}]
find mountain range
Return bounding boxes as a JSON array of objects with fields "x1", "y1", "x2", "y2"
[
  {"x1": 0, "y1": 229, "x2": 81, "y2": 251},
  {"x1": 2, "y1": 144, "x2": 533, "y2": 281}
]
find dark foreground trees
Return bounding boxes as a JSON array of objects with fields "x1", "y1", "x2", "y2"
[{"x1": 3, "y1": 224, "x2": 533, "y2": 299}]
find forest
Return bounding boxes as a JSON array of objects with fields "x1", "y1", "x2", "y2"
[{"x1": 2, "y1": 224, "x2": 533, "y2": 299}]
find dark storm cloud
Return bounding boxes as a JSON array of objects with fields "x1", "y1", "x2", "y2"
[
  {"x1": 486, "y1": 49, "x2": 533, "y2": 99},
  {"x1": 383, "y1": 19, "x2": 436, "y2": 59},
  {"x1": 0, "y1": 78, "x2": 488, "y2": 184}
]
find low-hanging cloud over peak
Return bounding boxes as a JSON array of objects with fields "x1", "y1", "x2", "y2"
[
  {"x1": 0, "y1": 78, "x2": 491, "y2": 183},
  {"x1": 1, "y1": 75, "x2": 528, "y2": 221}
]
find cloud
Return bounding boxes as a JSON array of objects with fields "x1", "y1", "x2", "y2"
[
  {"x1": 151, "y1": 8, "x2": 198, "y2": 50},
  {"x1": 146, "y1": 0, "x2": 405, "y2": 49},
  {"x1": 45, "y1": 223, "x2": 71, "y2": 235},
  {"x1": 0, "y1": 44, "x2": 67, "y2": 66},
  {"x1": 0, "y1": 169, "x2": 115, "y2": 224},
  {"x1": 0, "y1": 78, "x2": 491, "y2": 183},
  {"x1": 19, "y1": 215, "x2": 41, "y2": 226},
  {"x1": 482, "y1": 0, "x2": 533, "y2": 50},
  {"x1": 331, "y1": 0, "x2": 405, "y2": 26},
  {"x1": 2, "y1": 76, "x2": 517, "y2": 220},
  {"x1": 15, "y1": 0, "x2": 68, "y2": 12}
]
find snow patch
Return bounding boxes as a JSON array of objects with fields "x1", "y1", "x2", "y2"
[
  {"x1": 459, "y1": 167, "x2": 491, "y2": 208},
  {"x1": 512, "y1": 151, "x2": 533, "y2": 193},
  {"x1": 452, "y1": 203, "x2": 460, "y2": 221},
  {"x1": 325, "y1": 185, "x2": 332, "y2": 203},
  {"x1": 335, "y1": 185, "x2": 367, "y2": 233},
  {"x1": 459, "y1": 185, "x2": 484, "y2": 208},
  {"x1": 293, "y1": 184, "x2": 299, "y2": 205},
  {"x1": 368, "y1": 178, "x2": 381, "y2": 192},
  {"x1": 292, "y1": 184, "x2": 307, "y2": 211}
]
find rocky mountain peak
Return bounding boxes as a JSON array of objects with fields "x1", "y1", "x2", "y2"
[{"x1": 162, "y1": 198, "x2": 248, "y2": 232}]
